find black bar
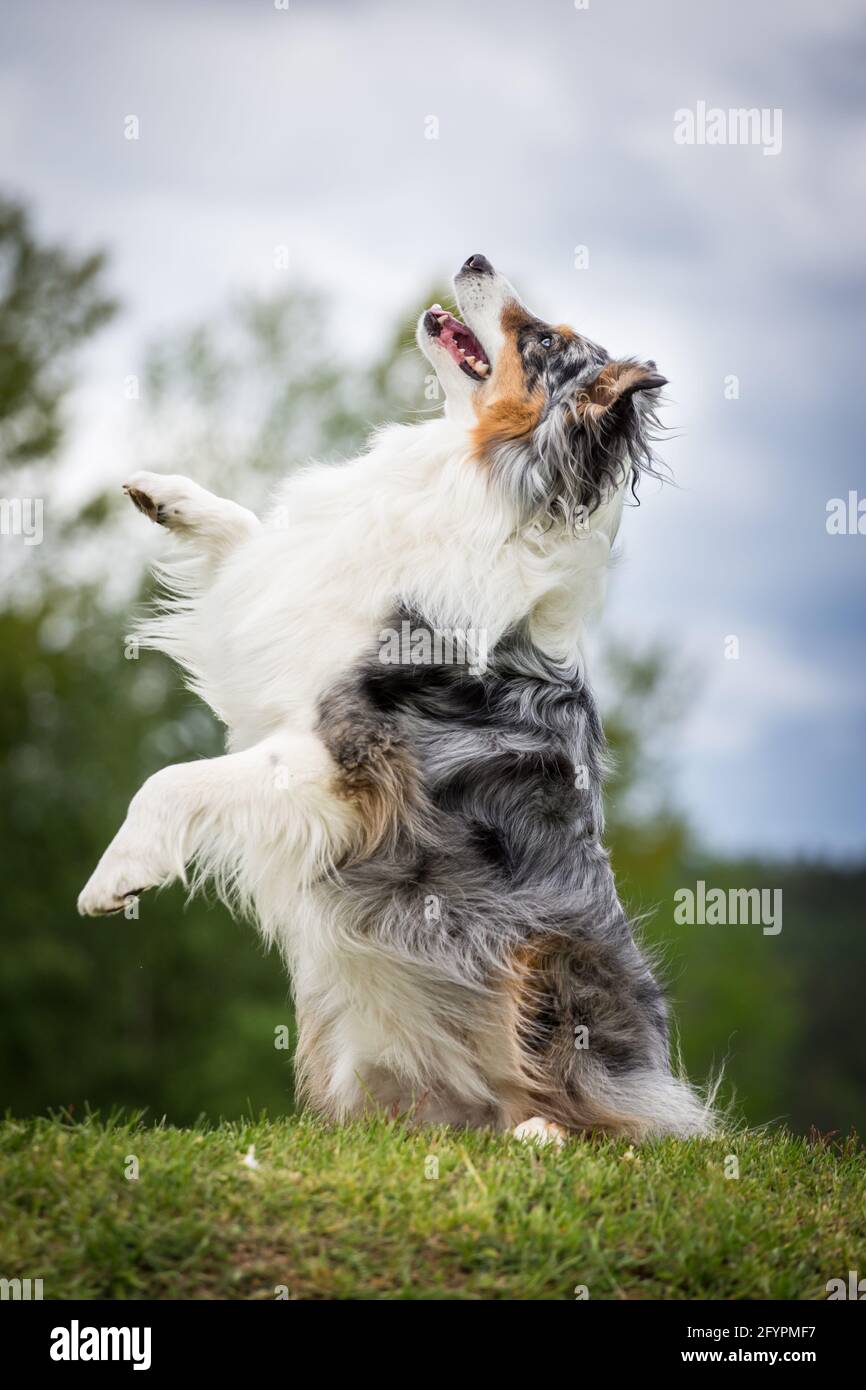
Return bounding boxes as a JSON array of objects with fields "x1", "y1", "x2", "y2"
[{"x1": 2, "y1": 1298, "x2": 859, "y2": 1373}]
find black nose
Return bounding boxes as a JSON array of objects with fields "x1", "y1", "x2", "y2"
[{"x1": 462, "y1": 253, "x2": 493, "y2": 275}]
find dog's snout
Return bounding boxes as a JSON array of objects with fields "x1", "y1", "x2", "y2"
[{"x1": 462, "y1": 253, "x2": 493, "y2": 275}]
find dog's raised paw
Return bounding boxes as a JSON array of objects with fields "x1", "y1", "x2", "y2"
[
  {"x1": 513, "y1": 1117, "x2": 567, "y2": 1149},
  {"x1": 77, "y1": 883, "x2": 142, "y2": 917},
  {"x1": 122, "y1": 472, "x2": 195, "y2": 530},
  {"x1": 123, "y1": 482, "x2": 159, "y2": 523},
  {"x1": 77, "y1": 852, "x2": 155, "y2": 917}
]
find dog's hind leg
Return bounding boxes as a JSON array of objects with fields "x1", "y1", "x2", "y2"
[
  {"x1": 123, "y1": 471, "x2": 260, "y2": 562},
  {"x1": 77, "y1": 730, "x2": 349, "y2": 919}
]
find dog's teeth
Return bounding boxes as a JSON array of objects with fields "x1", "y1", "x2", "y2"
[
  {"x1": 475, "y1": 362, "x2": 490, "y2": 377},
  {"x1": 430, "y1": 304, "x2": 443, "y2": 312},
  {"x1": 436, "y1": 314, "x2": 448, "y2": 324},
  {"x1": 458, "y1": 347, "x2": 465, "y2": 356},
  {"x1": 466, "y1": 355, "x2": 477, "y2": 366}
]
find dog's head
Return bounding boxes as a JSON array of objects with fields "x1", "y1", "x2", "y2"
[{"x1": 417, "y1": 253, "x2": 666, "y2": 527}]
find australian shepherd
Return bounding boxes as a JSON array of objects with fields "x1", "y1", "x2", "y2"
[{"x1": 78, "y1": 253, "x2": 710, "y2": 1145}]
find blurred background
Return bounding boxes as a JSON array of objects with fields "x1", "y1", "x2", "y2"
[{"x1": 1, "y1": 0, "x2": 864, "y2": 1134}]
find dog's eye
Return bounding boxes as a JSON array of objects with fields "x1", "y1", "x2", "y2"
[{"x1": 539, "y1": 336, "x2": 552, "y2": 349}]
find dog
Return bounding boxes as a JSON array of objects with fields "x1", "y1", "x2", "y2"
[{"x1": 78, "y1": 253, "x2": 710, "y2": 1144}]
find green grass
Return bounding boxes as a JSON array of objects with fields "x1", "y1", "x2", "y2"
[{"x1": 1, "y1": 1114, "x2": 862, "y2": 1300}]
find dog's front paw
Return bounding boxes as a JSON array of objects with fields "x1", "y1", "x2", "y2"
[
  {"x1": 123, "y1": 472, "x2": 198, "y2": 531},
  {"x1": 77, "y1": 846, "x2": 159, "y2": 917}
]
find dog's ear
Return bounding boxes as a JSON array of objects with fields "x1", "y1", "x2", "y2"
[
  {"x1": 575, "y1": 359, "x2": 667, "y2": 435},
  {"x1": 568, "y1": 358, "x2": 666, "y2": 512},
  {"x1": 530, "y1": 358, "x2": 666, "y2": 524}
]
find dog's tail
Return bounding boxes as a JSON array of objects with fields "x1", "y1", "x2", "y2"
[
  {"x1": 506, "y1": 930, "x2": 721, "y2": 1141},
  {"x1": 569, "y1": 1062, "x2": 720, "y2": 1140}
]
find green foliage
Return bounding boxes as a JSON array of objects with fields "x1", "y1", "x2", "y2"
[
  {"x1": 0, "y1": 196, "x2": 117, "y2": 469},
  {"x1": 0, "y1": 596, "x2": 294, "y2": 1121},
  {"x1": 1, "y1": 1114, "x2": 862, "y2": 1299}
]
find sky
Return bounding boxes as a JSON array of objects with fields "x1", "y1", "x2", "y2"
[{"x1": 1, "y1": 0, "x2": 864, "y2": 857}]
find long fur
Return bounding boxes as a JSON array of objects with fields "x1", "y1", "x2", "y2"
[{"x1": 80, "y1": 256, "x2": 713, "y2": 1141}]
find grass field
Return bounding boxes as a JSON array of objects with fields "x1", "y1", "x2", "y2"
[{"x1": 1, "y1": 1114, "x2": 862, "y2": 1300}]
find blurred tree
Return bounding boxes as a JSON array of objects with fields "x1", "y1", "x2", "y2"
[
  {"x1": 0, "y1": 196, "x2": 117, "y2": 471},
  {"x1": 134, "y1": 280, "x2": 442, "y2": 508},
  {"x1": 602, "y1": 639, "x2": 693, "y2": 899}
]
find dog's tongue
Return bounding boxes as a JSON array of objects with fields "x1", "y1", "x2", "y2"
[{"x1": 428, "y1": 306, "x2": 490, "y2": 377}]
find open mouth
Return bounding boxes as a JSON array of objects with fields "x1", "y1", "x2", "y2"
[{"x1": 424, "y1": 306, "x2": 490, "y2": 381}]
